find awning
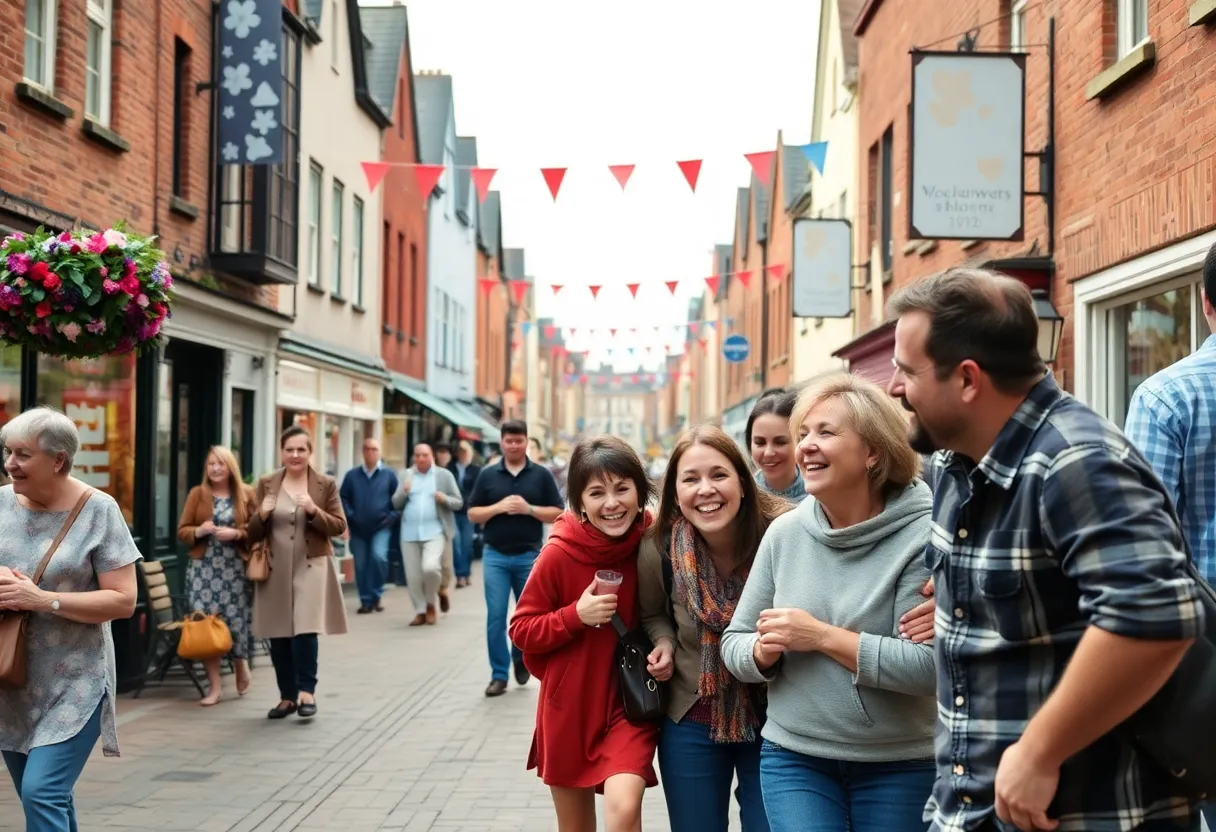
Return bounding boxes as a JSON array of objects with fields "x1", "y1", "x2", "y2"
[
  {"x1": 452, "y1": 402, "x2": 501, "y2": 444},
  {"x1": 280, "y1": 332, "x2": 389, "y2": 380},
  {"x1": 389, "y1": 375, "x2": 484, "y2": 433}
]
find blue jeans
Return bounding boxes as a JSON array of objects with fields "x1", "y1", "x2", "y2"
[
  {"x1": 348, "y1": 528, "x2": 391, "y2": 607},
  {"x1": 658, "y1": 717, "x2": 769, "y2": 832},
  {"x1": 3, "y1": 696, "x2": 103, "y2": 832},
  {"x1": 484, "y1": 544, "x2": 538, "y2": 682},
  {"x1": 1203, "y1": 805, "x2": 1216, "y2": 829},
  {"x1": 453, "y1": 512, "x2": 473, "y2": 579},
  {"x1": 760, "y1": 739, "x2": 934, "y2": 832}
]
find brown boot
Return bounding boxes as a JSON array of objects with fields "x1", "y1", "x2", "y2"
[
  {"x1": 438, "y1": 589, "x2": 451, "y2": 613},
  {"x1": 425, "y1": 604, "x2": 437, "y2": 625},
  {"x1": 409, "y1": 614, "x2": 427, "y2": 627}
]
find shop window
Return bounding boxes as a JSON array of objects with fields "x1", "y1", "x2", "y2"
[
  {"x1": 37, "y1": 353, "x2": 137, "y2": 524},
  {"x1": 1108, "y1": 283, "x2": 1195, "y2": 422},
  {"x1": 0, "y1": 346, "x2": 21, "y2": 432},
  {"x1": 231, "y1": 388, "x2": 256, "y2": 480},
  {"x1": 323, "y1": 414, "x2": 341, "y2": 477},
  {"x1": 278, "y1": 408, "x2": 318, "y2": 467}
]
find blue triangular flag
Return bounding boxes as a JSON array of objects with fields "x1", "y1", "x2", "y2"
[
  {"x1": 800, "y1": 141, "x2": 828, "y2": 175},
  {"x1": 705, "y1": 320, "x2": 717, "y2": 330},
  {"x1": 521, "y1": 321, "x2": 534, "y2": 337}
]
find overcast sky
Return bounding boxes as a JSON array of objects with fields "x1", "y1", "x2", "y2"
[{"x1": 366, "y1": 0, "x2": 821, "y2": 370}]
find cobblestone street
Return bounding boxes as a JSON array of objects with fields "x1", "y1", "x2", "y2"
[{"x1": 0, "y1": 567, "x2": 740, "y2": 831}]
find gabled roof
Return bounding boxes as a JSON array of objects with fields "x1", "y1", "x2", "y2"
[
  {"x1": 503, "y1": 248, "x2": 526, "y2": 280},
  {"x1": 781, "y1": 145, "x2": 811, "y2": 213},
  {"x1": 455, "y1": 136, "x2": 478, "y2": 225},
  {"x1": 838, "y1": 0, "x2": 864, "y2": 71},
  {"x1": 478, "y1": 191, "x2": 502, "y2": 258},
  {"x1": 414, "y1": 73, "x2": 454, "y2": 165},
  {"x1": 358, "y1": 5, "x2": 407, "y2": 114},
  {"x1": 332, "y1": 0, "x2": 391, "y2": 128},
  {"x1": 751, "y1": 171, "x2": 772, "y2": 244},
  {"x1": 734, "y1": 188, "x2": 750, "y2": 258}
]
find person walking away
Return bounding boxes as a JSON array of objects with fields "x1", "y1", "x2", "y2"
[
  {"x1": 339, "y1": 438, "x2": 398, "y2": 614},
  {"x1": 432, "y1": 443, "x2": 457, "y2": 596},
  {"x1": 0, "y1": 407, "x2": 141, "y2": 832},
  {"x1": 721, "y1": 374, "x2": 936, "y2": 832},
  {"x1": 747, "y1": 389, "x2": 807, "y2": 503},
  {"x1": 393, "y1": 443, "x2": 463, "y2": 626},
  {"x1": 467, "y1": 419, "x2": 565, "y2": 697},
  {"x1": 888, "y1": 269, "x2": 1204, "y2": 831},
  {"x1": 177, "y1": 445, "x2": 259, "y2": 704},
  {"x1": 510, "y1": 436, "x2": 659, "y2": 832},
  {"x1": 449, "y1": 440, "x2": 481, "y2": 588},
  {"x1": 247, "y1": 426, "x2": 349, "y2": 721}
]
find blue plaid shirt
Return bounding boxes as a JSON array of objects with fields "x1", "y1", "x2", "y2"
[
  {"x1": 1124, "y1": 334, "x2": 1216, "y2": 584},
  {"x1": 923, "y1": 375, "x2": 1203, "y2": 832}
]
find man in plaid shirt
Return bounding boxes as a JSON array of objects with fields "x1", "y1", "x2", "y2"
[{"x1": 887, "y1": 269, "x2": 1204, "y2": 832}]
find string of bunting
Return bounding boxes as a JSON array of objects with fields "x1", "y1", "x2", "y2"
[
  {"x1": 482, "y1": 264, "x2": 788, "y2": 307},
  {"x1": 359, "y1": 141, "x2": 829, "y2": 200}
]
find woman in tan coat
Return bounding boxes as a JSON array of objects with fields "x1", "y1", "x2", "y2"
[
  {"x1": 246, "y1": 425, "x2": 349, "y2": 721},
  {"x1": 177, "y1": 445, "x2": 259, "y2": 705}
]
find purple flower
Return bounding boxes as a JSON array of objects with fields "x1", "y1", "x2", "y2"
[{"x1": 6, "y1": 254, "x2": 30, "y2": 276}]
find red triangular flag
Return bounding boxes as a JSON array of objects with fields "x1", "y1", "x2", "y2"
[
  {"x1": 608, "y1": 164, "x2": 635, "y2": 190},
  {"x1": 745, "y1": 151, "x2": 776, "y2": 187},
  {"x1": 551, "y1": 284, "x2": 563, "y2": 295},
  {"x1": 543, "y1": 325, "x2": 556, "y2": 339},
  {"x1": 361, "y1": 161, "x2": 391, "y2": 192},
  {"x1": 540, "y1": 168, "x2": 567, "y2": 200},
  {"x1": 413, "y1": 164, "x2": 445, "y2": 198},
  {"x1": 626, "y1": 283, "x2": 640, "y2": 298},
  {"x1": 609, "y1": 328, "x2": 617, "y2": 337},
  {"x1": 704, "y1": 275, "x2": 721, "y2": 295},
  {"x1": 509, "y1": 280, "x2": 530, "y2": 304},
  {"x1": 588, "y1": 285, "x2": 601, "y2": 299},
  {"x1": 767, "y1": 264, "x2": 784, "y2": 282},
  {"x1": 736, "y1": 270, "x2": 753, "y2": 289},
  {"x1": 471, "y1": 167, "x2": 497, "y2": 202},
  {"x1": 677, "y1": 159, "x2": 702, "y2": 192},
  {"x1": 631, "y1": 374, "x2": 640, "y2": 383},
  {"x1": 699, "y1": 338, "x2": 709, "y2": 350},
  {"x1": 511, "y1": 340, "x2": 521, "y2": 350},
  {"x1": 579, "y1": 374, "x2": 588, "y2": 384},
  {"x1": 671, "y1": 370, "x2": 681, "y2": 380},
  {"x1": 665, "y1": 280, "x2": 679, "y2": 295},
  {"x1": 477, "y1": 278, "x2": 496, "y2": 296}
]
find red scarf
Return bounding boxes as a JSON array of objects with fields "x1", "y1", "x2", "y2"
[{"x1": 544, "y1": 510, "x2": 653, "y2": 567}]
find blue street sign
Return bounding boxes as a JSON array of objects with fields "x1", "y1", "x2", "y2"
[{"x1": 722, "y1": 334, "x2": 750, "y2": 363}]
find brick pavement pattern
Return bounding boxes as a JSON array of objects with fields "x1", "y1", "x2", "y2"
[{"x1": 0, "y1": 569, "x2": 744, "y2": 831}]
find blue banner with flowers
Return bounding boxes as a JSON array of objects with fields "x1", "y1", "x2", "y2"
[{"x1": 216, "y1": 0, "x2": 283, "y2": 166}]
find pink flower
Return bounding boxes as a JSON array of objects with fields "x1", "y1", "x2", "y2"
[
  {"x1": 136, "y1": 293, "x2": 149, "y2": 308},
  {"x1": 122, "y1": 258, "x2": 137, "y2": 279},
  {"x1": 6, "y1": 254, "x2": 30, "y2": 275},
  {"x1": 86, "y1": 319, "x2": 106, "y2": 334},
  {"x1": 102, "y1": 229, "x2": 128, "y2": 249},
  {"x1": 14, "y1": 278, "x2": 26, "y2": 289},
  {"x1": 99, "y1": 267, "x2": 109, "y2": 278},
  {"x1": 102, "y1": 279, "x2": 121, "y2": 295},
  {"x1": 41, "y1": 273, "x2": 61, "y2": 292},
  {"x1": 34, "y1": 301, "x2": 52, "y2": 318},
  {"x1": 57, "y1": 322, "x2": 82, "y2": 343},
  {"x1": 119, "y1": 275, "x2": 140, "y2": 296},
  {"x1": 85, "y1": 234, "x2": 109, "y2": 254},
  {"x1": 58, "y1": 231, "x2": 72, "y2": 243}
]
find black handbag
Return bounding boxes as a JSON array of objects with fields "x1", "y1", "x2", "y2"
[
  {"x1": 610, "y1": 614, "x2": 668, "y2": 725},
  {"x1": 1122, "y1": 557, "x2": 1216, "y2": 796}
]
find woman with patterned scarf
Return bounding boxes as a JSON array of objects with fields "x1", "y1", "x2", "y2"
[{"x1": 636, "y1": 424, "x2": 792, "y2": 832}]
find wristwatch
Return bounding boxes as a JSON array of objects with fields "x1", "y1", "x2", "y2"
[{"x1": 49, "y1": 595, "x2": 60, "y2": 614}]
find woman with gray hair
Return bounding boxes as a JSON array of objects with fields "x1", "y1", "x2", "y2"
[{"x1": 0, "y1": 406, "x2": 142, "y2": 831}]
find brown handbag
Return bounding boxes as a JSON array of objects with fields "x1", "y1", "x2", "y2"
[
  {"x1": 175, "y1": 611, "x2": 233, "y2": 661},
  {"x1": 0, "y1": 488, "x2": 95, "y2": 689},
  {"x1": 245, "y1": 540, "x2": 270, "y2": 582}
]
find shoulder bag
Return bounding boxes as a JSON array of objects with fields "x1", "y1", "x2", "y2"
[
  {"x1": 609, "y1": 613, "x2": 668, "y2": 725},
  {"x1": 0, "y1": 488, "x2": 95, "y2": 689},
  {"x1": 177, "y1": 612, "x2": 233, "y2": 661},
  {"x1": 244, "y1": 540, "x2": 271, "y2": 582}
]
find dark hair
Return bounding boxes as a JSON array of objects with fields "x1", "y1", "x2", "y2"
[
  {"x1": 280, "y1": 425, "x2": 312, "y2": 450},
  {"x1": 651, "y1": 424, "x2": 792, "y2": 570},
  {"x1": 501, "y1": 419, "x2": 528, "y2": 438},
  {"x1": 432, "y1": 442, "x2": 451, "y2": 454},
  {"x1": 745, "y1": 388, "x2": 797, "y2": 448},
  {"x1": 566, "y1": 436, "x2": 652, "y2": 519},
  {"x1": 886, "y1": 268, "x2": 1045, "y2": 394},
  {"x1": 1204, "y1": 241, "x2": 1216, "y2": 303}
]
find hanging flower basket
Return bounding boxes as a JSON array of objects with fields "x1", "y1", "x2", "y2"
[{"x1": 0, "y1": 226, "x2": 174, "y2": 359}]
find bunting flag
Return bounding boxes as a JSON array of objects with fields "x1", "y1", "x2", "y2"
[
  {"x1": 477, "y1": 278, "x2": 497, "y2": 296},
  {"x1": 736, "y1": 270, "x2": 753, "y2": 289},
  {"x1": 588, "y1": 285, "x2": 602, "y2": 299},
  {"x1": 608, "y1": 164, "x2": 635, "y2": 190},
  {"x1": 677, "y1": 159, "x2": 702, "y2": 192},
  {"x1": 800, "y1": 141, "x2": 828, "y2": 175},
  {"x1": 626, "y1": 283, "x2": 640, "y2": 298},
  {"x1": 471, "y1": 167, "x2": 497, "y2": 202},
  {"x1": 509, "y1": 280, "x2": 530, "y2": 304},
  {"x1": 631, "y1": 374, "x2": 640, "y2": 383},
  {"x1": 745, "y1": 151, "x2": 776, "y2": 187},
  {"x1": 609, "y1": 328, "x2": 617, "y2": 337},
  {"x1": 698, "y1": 338, "x2": 708, "y2": 350},
  {"x1": 541, "y1": 168, "x2": 567, "y2": 200},
  {"x1": 550, "y1": 284, "x2": 563, "y2": 295},
  {"x1": 665, "y1": 280, "x2": 679, "y2": 295},
  {"x1": 520, "y1": 321, "x2": 534, "y2": 337},
  {"x1": 704, "y1": 276, "x2": 721, "y2": 295},
  {"x1": 543, "y1": 324, "x2": 556, "y2": 339},
  {"x1": 413, "y1": 164, "x2": 445, "y2": 198},
  {"x1": 361, "y1": 161, "x2": 391, "y2": 192}
]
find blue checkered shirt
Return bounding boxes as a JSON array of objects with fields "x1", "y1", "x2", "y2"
[
  {"x1": 923, "y1": 375, "x2": 1204, "y2": 832},
  {"x1": 1124, "y1": 334, "x2": 1216, "y2": 584}
]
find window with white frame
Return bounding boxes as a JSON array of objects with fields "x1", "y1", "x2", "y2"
[
  {"x1": 440, "y1": 292, "x2": 450, "y2": 367},
  {"x1": 351, "y1": 195, "x2": 364, "y2": 306},
  {"x1": 1010, "y1": 0, "x2": 1029, "y2": 52},
  {"x1": 307, "y1": 162, "x2": 322, "y2": 287},
  {"x1": 331, "y1": 179, "x2": 344, "y2": 296},
  {"x1": 85, "y1": 0, "x2": 112, "y2": 124},
  {"x1": 1117, "y1": 0, "x2": 1149, "y2": 58},
  {"x1": 23, "y1": 0, "x2": 58, "y2": 92}
]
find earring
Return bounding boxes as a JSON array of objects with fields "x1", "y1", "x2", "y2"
[
  {"x1": 866, "y1": 461, "x2": 875, "y2": 471},
  {"x1": 580, "y1": 511, "x2": 589, "y2": 524}
]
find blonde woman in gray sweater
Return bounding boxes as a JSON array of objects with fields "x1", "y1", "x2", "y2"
[{"x1": 721, "y1": 373, "x2": 936, "y2": 832}]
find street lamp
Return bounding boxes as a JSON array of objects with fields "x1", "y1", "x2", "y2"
[{"x1": 1031, "y1": 289, "x2": 1064, "y2": 365}]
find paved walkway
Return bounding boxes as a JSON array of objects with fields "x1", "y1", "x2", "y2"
[{"x1": 0, "y1": 566, "x2": 742, "y2": 831}]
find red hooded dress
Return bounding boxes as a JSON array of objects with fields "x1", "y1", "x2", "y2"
[{"x1": 508, "y1": 512, "x2": 659, "y2": 791}]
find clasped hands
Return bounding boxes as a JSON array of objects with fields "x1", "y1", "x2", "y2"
[
  {"x1": 0, "y1": 565, "x2": 47, "y2": 611},
  {"x1": 497, "y1": 495, "x2": 531, "y2": 516},
  {"x1": 754, "y1": 607, "x2": 829, "y2": 663},
  {"x1": 195, "y1": 520, "x2": 240, "y2": 542}
]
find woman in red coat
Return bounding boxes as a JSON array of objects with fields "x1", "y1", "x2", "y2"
[{"x1": 509, "y1": 436, "x2": 659, "y2": 832}]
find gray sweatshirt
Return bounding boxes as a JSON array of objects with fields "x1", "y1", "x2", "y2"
[{"x1": 720, "y1": 479, "x2": 936, "y2": 763}]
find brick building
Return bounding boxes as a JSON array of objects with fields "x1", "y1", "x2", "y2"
[
  {"x1": 842, "y1": 0, "x2": 1216, "y2": 425},
  {"x1": 474, "y1": 192, "x2": 508, "y2": 422}
]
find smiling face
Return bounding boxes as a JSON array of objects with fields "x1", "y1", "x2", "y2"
[
  {"x1": 675, "y1": 443, "x2": 742, "y2": 536},
  {"x1": 4, "y1": 434, "x2": 62, "y2": 494},
  {"x1": 750, "y1": 412, "x2": 796, "y2": 487},
  {"x1": 580, "y1": 474, "x2": 640, "y2": 538},
  {"x1": 796, "y1": 397, "x2": 877, "y2": 498},
  {"x1": 413, "y1": 444, "x2": 434, "y2": 473},
  {"x1": 205, "y1": 452, "x2": 231, "y2": 486},
  {"x1": 889, "y1": 310, "x2": 965, "y2": 454},
  {"x1": 281, "y1": 433, "x2": 311, "y2": 473}
]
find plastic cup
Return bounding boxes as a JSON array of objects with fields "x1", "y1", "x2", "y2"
[{"x1": 594, "y1": 570, "x2": 623, "y2": 596}]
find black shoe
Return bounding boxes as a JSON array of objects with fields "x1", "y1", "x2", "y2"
[
  {"x1": 373, "y1": 601, "x2": 384, "y2": 612},
  {"x1": 267, "y1": 702, "x2": 297, "y2": 719},
  {"x1": 513, "y1": 659, "x2": 531, "y2": 686},
  {"x1": 297, "y1": 701, "x2": 317, "y2": 718},
  {"x1": 356, "y1": 606, "x2": 372, "y2": 615},
  {"x1": 485, "y1": 679, "x2": 508, "y2": 697}
]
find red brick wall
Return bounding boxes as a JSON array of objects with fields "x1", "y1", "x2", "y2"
[
  {"x1": 379, "y1": 60, "x2": 429, "y2": 380},
  {"x1": 475, "y1": 254, "x2": 506, "y2": 402}
]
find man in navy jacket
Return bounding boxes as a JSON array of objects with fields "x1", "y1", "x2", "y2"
[
  {"x1": 447, "y1": 440, "x2": 481, "y2": 588},
  {"x1": 339, "y1": 437, "x2": 399, "y2": 613}
]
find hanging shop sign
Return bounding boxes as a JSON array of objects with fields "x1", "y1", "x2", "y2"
[
  {"x1": 909, "y1": 51, "x2": 1026, "y2": 241},
  {"x1": 217, "y1": 0, "x2": 284, "y2": 165},
  {"x1": 792, "y1": 218, "x2": 853, "y2": 319}
]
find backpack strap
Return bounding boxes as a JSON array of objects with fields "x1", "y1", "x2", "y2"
[{"x1": 30, "y1": 489, "x2": 95, "y2": 584}]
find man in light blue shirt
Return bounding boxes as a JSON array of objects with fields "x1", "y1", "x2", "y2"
[{"x1": 392, "y1": 443, "x2": 463, "y2": 627}]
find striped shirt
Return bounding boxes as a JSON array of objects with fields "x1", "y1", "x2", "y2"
[
  {"x1": 1124, "y1": 334, "x2": 1216, "y2": 583},
  {"x1": 924, "y1": 375, "x2": 1203, "y2": 832}
]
